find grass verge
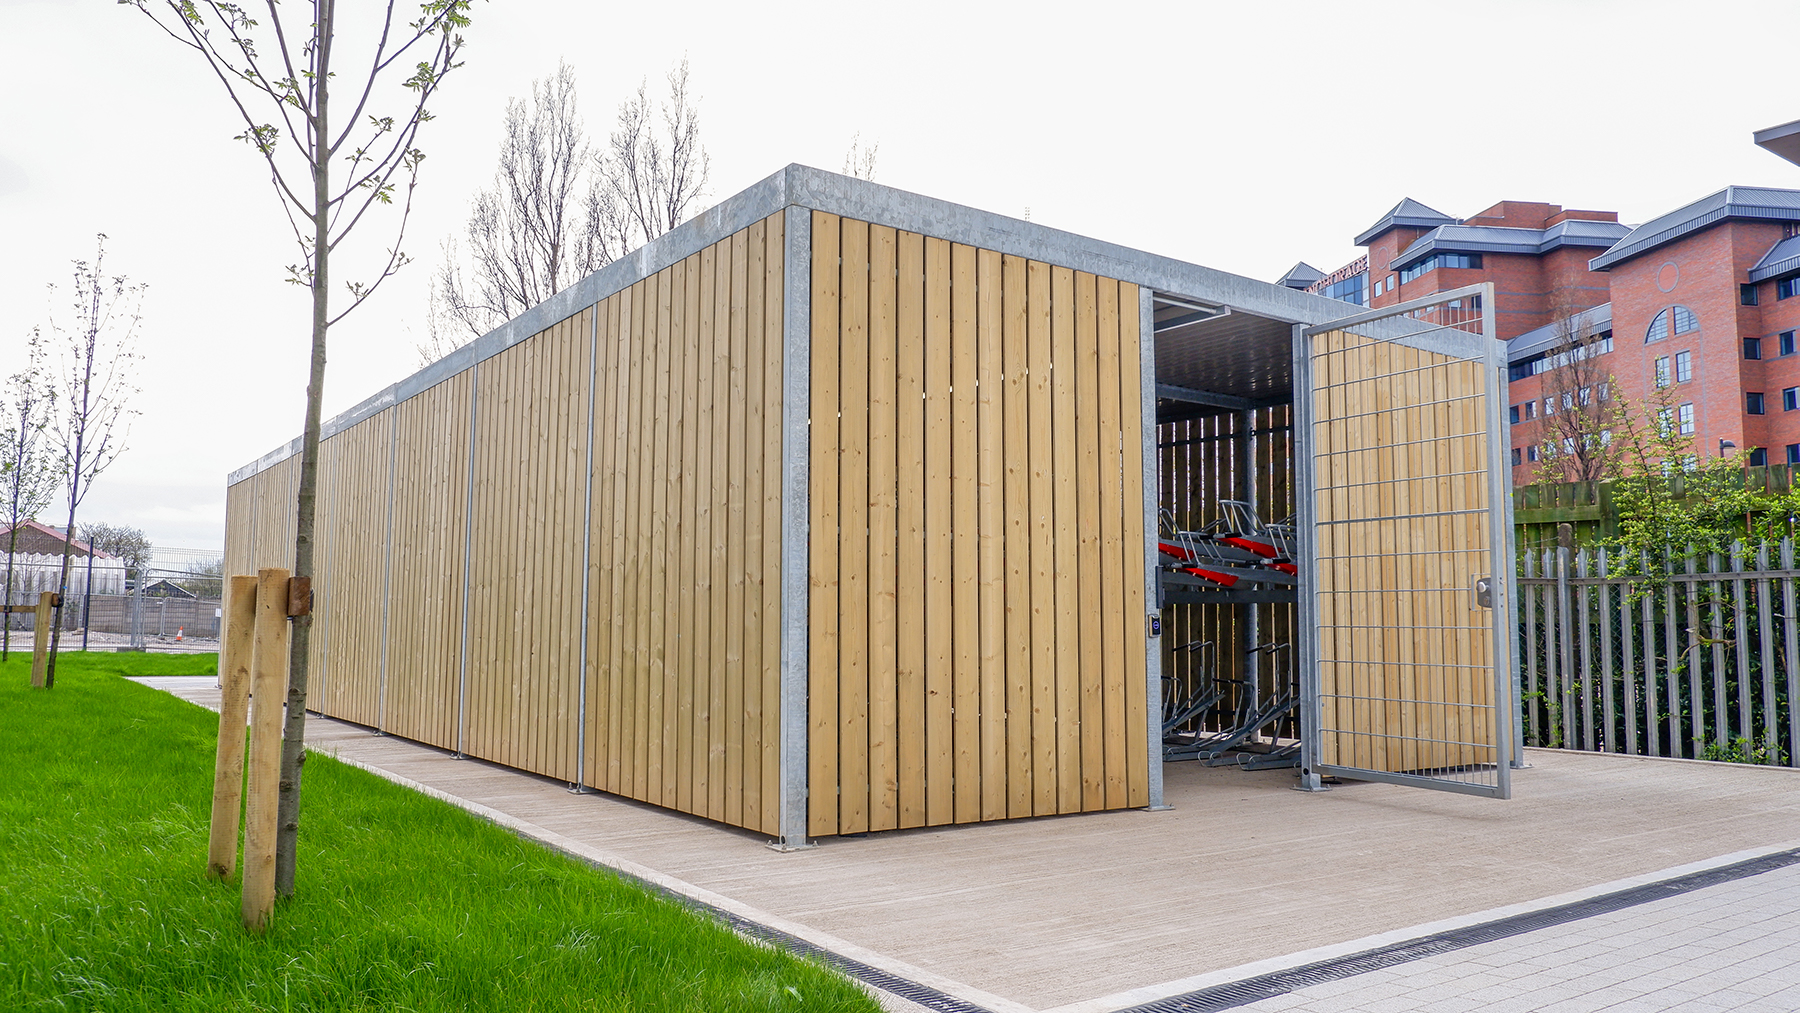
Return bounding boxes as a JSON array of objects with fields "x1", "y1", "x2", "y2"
[{"x1": 0, "y1": 652, "x2": 880, "y2": 1012}]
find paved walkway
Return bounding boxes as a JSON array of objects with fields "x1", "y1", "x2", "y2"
[{"x1": 139, "y1": 676, "x2": 1800, "y2": 1013}]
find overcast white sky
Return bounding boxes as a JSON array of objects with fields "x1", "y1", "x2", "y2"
[{"x1": 3, "y1": 0, "x2": 1797, "y2": 553}]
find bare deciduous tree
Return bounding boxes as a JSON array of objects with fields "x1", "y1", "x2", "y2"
[
  {"x1": 129, "y1": 0, "x2": 474, "y2": 902},
  {"x1": 600, "y1": 57, "x2": 710, "y2": 249},
  {"x1": 2, "y1": 330, "x2": 58, "y2": 660},
  {"x1": 843, "y1": 133, "x2": 878, "y2": 180},
  {"x1": 1532, "y1": 306, "x2": 1623, "y2": 484},
  {"x1": 45, "y1": 237, "x2": 142, "y2": 685},
  {"x1": 82, "y1": 522, "x2": 153, "y2": 578},
  {"x1": 422, "y1": 57, "x2": 712, "y2": 364},
  {"x1": 429, "y1": 60, "x2": 608, "y2": 357}
]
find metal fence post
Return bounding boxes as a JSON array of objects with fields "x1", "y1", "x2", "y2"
[{"x1": 1557, "y1": 544, "x2": 1573, "y2": 748}]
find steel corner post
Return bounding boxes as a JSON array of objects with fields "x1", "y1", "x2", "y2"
[
  {"x1": 1291, "y1": 322, "x2": 1325, "y2": 792},
  {"x1": 774, "y1": 204, "x2": 813, "y2": 851}
]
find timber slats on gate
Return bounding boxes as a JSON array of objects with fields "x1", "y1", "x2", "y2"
[
  {"x1": 806, "y1": 213, "x2": 1149, "y2": 836},
  {"x1": 1519, "y1": 543, "x2": 1800, "y2": 765},
  {"x1": 224, "y1": 214, "x2": 788, "y2": 836},
  {"x1": 1309, "y1": 326, "x2": 1501, "y2": 785}
]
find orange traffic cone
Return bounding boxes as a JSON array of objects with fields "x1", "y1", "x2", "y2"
[{"x1": 176, "y1": 626, "x2": 184, "y2": 642}]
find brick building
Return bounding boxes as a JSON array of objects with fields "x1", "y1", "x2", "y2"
[{"x1": 1300, "y1": 162, "x2": 1800, "y2": 483}]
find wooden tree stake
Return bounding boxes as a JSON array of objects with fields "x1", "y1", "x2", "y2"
[
  {"x1": 241, "y1": 567, "x2": 290, "y2": 932},
  {"x1": 29, "y1": 592, "x2": 54, "y2": 688},
  {"x1": 207, "y1": 575, "x2": 259, "y2": 879}
]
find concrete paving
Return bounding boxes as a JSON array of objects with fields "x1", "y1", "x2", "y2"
[{"x1": 138, "y1": 675, "x2": 1800, "y2": 1013}]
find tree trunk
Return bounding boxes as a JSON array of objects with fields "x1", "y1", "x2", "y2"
[
  {"x1": 3, "y1": 525, "x2": 18, "y2": 660},
  {"x1": 274, "y1": 0, "x2": 332, "y2": 898},
  {"x1": 45, "y1": 500, "x2": 78, "y2": 688}
]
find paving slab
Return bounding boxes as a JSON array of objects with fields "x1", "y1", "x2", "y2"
[{"x1": 137, "y1": 675, "x2": 1800, "y2": 1012}]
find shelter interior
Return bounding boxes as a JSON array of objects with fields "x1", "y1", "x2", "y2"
[{"x1": 1151, "y1": 296, "x2": 1303, "y2": 772}]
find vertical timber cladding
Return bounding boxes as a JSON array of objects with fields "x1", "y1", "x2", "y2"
[
  {"x1": 381, "y1": 373, "x2": 473, "y2": 748},
  {"x1": 1310, "y1": 328, "x2": 1496, "y2": 775},
  {"x1": 223, "y1": 454, "x2": 300, "y2": 624},
  {"x1": 221, "y1": 419, "x2": 387, "y2": 723},
  {"x1": 809, "y1": 212, "x2": 1149, "y2": 837},
  {"x1": 583, "y1": 214, "x2": 786, "y2": 834},
  {"x1": 466, "y1": 308, "x2": 594, "y2": 785},
  {"x1": 312, "y1": 411, "x2": 393, "y2": 727}
]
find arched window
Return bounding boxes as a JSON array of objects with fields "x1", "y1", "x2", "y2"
[{"x1": 1646, "y1": 305, "x2": 1699, "y2": 343}]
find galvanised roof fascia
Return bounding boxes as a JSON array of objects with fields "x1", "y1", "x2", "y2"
[{"x1": 230, "y1": 164, "x2": 1376, "y2": 485}]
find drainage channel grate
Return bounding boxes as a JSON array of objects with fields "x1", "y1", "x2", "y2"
[{"x1": 1116, "y1": 846, "x2": 1800, "y2": 1013}]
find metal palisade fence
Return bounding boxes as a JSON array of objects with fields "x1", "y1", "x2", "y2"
[{"x1": 1518, "y1": 543, "x2": 1798, "y2": 765}]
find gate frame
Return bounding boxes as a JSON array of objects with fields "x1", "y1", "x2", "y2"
[{"x1": 1295, "y1": 282, "x2": 1517, "y2": 799}]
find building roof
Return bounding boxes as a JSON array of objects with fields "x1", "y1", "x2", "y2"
[
  {"x1": 1353, "y1": 198, "x2": 1456, "y2": 246},
  {"x1": 1506, "y1": 303, "x2": 1614, "y2": 364},
  {"x1": 1387, "y1": 219, "x2": 1632, "y2": 271},
  {"x1": 1274, "y1": 261, "x2": 1325, "y2": 290},
  {"x1": 1755, "y1": 118, "x2": 1800, "y2": 168},
  {"x1": 0, "y1": 520, "x2": 109, "y2": 559},
  {"x1": 1589, "y1": 186, "x2": 1800, "y2": 271},
  {"x1": 1749, "y1": 234, "x2": 1800, "y2": 283}
]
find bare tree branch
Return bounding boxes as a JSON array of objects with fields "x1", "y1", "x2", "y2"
[
  {"x1": 843, "y1": 133, "x2": 878, "y2": 180},
  {"x1": 425, "y1": 57, "x2": 710, "y2": 364}
]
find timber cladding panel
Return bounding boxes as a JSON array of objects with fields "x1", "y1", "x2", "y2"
[
  {"x1": 315, "y1": 411, "x2": 392, "y2": 727},
  {"x1": 582, "y1": 215, "x2": 785, "y2": 834},
  {"x1": 1309, "y1": 328, "x2": 1497, "y2": 775},
  {"x1": 222, "y1": 453, "x2": 299, "y2": 625},
  {"x1": 219, "y1": 214, "x2": 785, "y2": 834},
  {"x1": 465, "y1": 308, "x2": 592, "y2": 784},
  {"x1": 808, "y1": 211, "x2": 1149, "y2": 837},
  {"x1": 382, "y1": 373, "x2": 472, "y2": 749}
]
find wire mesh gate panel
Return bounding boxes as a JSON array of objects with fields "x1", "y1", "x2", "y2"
[{"x1": 1298, "y1": 284, "x2": 1516, "y2": 797}]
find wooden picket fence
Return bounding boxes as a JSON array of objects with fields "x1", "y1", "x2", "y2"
[{"x1": 1517, "y1": 543, "x2": 1800, "y2": 765}]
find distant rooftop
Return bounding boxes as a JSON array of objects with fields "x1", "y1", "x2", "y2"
[
  {"x1": 1507, "y1": 303, "x2": 1614, "y2": 364},
  {"x1": 1353, "y1": 198, "x2": 1456, "y2": 246},
  {"x1": 1590, "y1": 186, "x2": 1800, "y2": 271},
  {"x1": 1275, "y1": 261, "x2": 1324, "y2": 290},
  {"x1": 1388, "y1": 218, "x2": 1632, "y2": 271},
  {"x1": 1749, "y1": 234, "x2": 1800, "y2": 284},
  {"x1": 1755, "y1": 118, "x2": 1800, "y2": 168}
]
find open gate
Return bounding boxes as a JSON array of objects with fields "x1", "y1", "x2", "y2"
[{"x1": 1295, "y1": 283, "x2": 1516, "y2": 797}]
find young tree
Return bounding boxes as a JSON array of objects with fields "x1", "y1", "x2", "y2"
[
  {"x1": 843, "y1": 133, "x2": 878, "y2": 180},
  {"x1": 422, "y1": 57, "x2": 711, "y2": 364},
  {"x1": 128, "y1": 0, "x2": 474, "y2": 899},
  {"x1": 1532, "y1": 308, "x2": 1624, "y2": 484},
  {"x1": 45, "y1": 237, "x2": 142, "y2": 686},
  {"x1": 1, "y1": 331, "x2": 58, "y2": 661}
]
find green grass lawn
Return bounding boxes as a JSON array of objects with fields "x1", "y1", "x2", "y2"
[{"x1": 0, "y1": 652, "x2": 880, "y2": 1012}]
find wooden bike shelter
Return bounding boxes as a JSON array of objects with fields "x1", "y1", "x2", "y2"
[{"x1": 224, "y1": 166, "x2": 1518, "y2": 847}]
